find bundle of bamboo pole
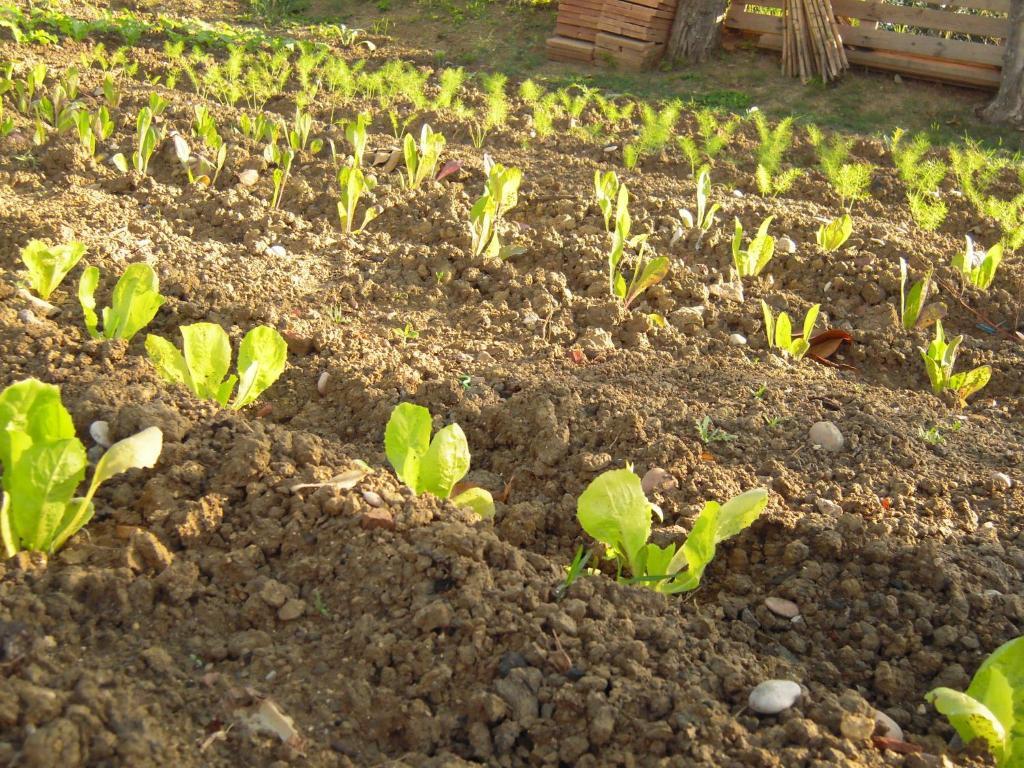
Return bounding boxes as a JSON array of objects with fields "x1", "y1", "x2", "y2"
[{"x1": 781, "y1": 0, "x2": 849, "y2": 82}]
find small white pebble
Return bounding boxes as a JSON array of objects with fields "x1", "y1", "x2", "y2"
[
  {"x1": 809, "y1": 421, "x2": 844, "y2": 451},
  {"x1": 317, "y1": 372, "x2": 330, "y2": 396},
  {"x1": 641, "y1": 467, "x2": 677, "y2": 494},
  {"x1": 732, "y1": 189, "x2": 744, "y2": 198},
  {"x1": 815, "y1": 497, "x2": 843, "y2": 515},
  {"x1": 990, "y1": 471, "x2": 1013, "y2": 491},
  {"x1": 18, "y1": 309, "x2": 40, "y2": 325},
  {"x1": 778, "y1": 236, "x2": 797, "y2": 254},
  {"x1": 728, "y1": 333, "x2": 747, "y2": 346},
  {"x1": 873, "y1": 710, "x2": 903, "y2": 741},
  {"x1": 764, "y1": 597, "x2": 800, "y2": 619},
  {"x1": 89, "y1": 420, "x2": 112, "y2": 448},
  {"x1": 266, "y1": 245, "x2": 287, "y2": 258},
  {"x1": 362, "y1": 490, "x2": 384, "y2": 507},
  {"x1": 749, "y1": 680, "x2": 802, "y2": 715}
]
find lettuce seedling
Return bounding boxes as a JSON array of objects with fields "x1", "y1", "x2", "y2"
[
  {"x1": 762, "y1": 301, "x2": 820, "y2": 360},
  {"x1": 594, "y1": 170, "x2": 620, "y2": 232},
  {"x1": 112, "y1": 106, "x2": 162, "y2": 175},
  {"x1": 79, "y1": 262, "x2": 165, "y2": 341},
  {"x1": 341, "y1": 111, "x2": 370, "y2": 167},
  {"x1": 470, "y1": 160, "x2": 521, "y2": 259},
  {"x1": 576, "y1": 466, "x2": 768, "y2": 593},
  {"x1": 899, "y1": 257, "x2": 933, "y2": 331},
  {"x1": 21, "y1": 239, "x2": 86, "y2": 299},
  {"x1": 0, "y1": 378, "x2": 163, "y2": 556},
  {"x1": 952, "y1": 235, "x2": 1003, "y2": 291},
  {"x1": 694, "y1": 168, "x2": 720, "y2": 236},
  {"x1": 404, "y1": 123, "x2": 446, "y2": 189},
  {"x1": 608, "y1": 185, "x2": 669, "y2": 309},
  {"x1": 926, "y1": 635, "x2": 1024, "y2": 766},
  {"x1": 815, "y1": 214, "x2": 853, "y2": 252},
  {"x1": 919, "y1": 320, "x2": 991, "y2": 403},
  {"x1": 145, "y1": 322, "x2": 287, "y2": 410},
  {"x1": 384, "y1": 402, "x2": 494, "y2": 518},
  {"x1": 732, "y1": 216, "x2": 776, "y2": 277},
  {"x1": 337, "y1": 165, "x2": 381, "y2": 234}
]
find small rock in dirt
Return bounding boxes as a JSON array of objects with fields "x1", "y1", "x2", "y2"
[
  {"x1": 413, "y1": 601, "x2": 454, "y2": 632},
  {"x1": 729, "y1": 333, "x2": 747, "y2": 346},
  {"x1": 259, "y1": 579, "x2": 290, "y2": 608},
  {"x1": 990, "y1": 471, "x2": 1013, "y2": 491},
  {"x1": 155, "y1": 560, "x2": 199, "y2": 604},
  {"x1": 671, "y1": 306, "x2": 705, "y2": 329},
  {"x1": 732, "y1": 189, "x2": 744, "y2": 198},
  {"x1": 778, "y1": 236, "x2": 797, "y2": 254},
  {"x1": 317, "y1": 371, "x2": 330, "y2": 396},
  {"x1": 809, "y1": 421, "x2": 844, "y2": 451},
  {"x1": 17, "y1": 288, "x2": 59, "y2": 317},
  {"x1": 873, "y1": 709, "x2": 904, "y2": 741},
  {"x1": 89, "y1": 420, "x2": 112, "y2": 448},
  {"x1": 18, "y1": 309, "x2": 41, "y2": 325},
  {"x1": 579, "y1": 327, "x2": 615, "y2": 354},
  {"x1": 228, "y1": 630, "x2": 272, "y2": 659},
  {"x1": 141, "y1": 646, "x2": 177, "y2": 676},
  {"x1": 361, "y1": 490, "x2": 384, "y2": 507},
  {"x1": 748, "y1": 680, "x2": 802, "y2": 715},
  {"x1": 238, "y1": 168, "x2": 259, "y2": 186},
  {"x1": 815, "y1": 497, "x2": 843, "y2": 515},
  {"x1": 266, "y1": 245, "x2": 287, "y2": 258},
  {"x1": 360, "y1": 509, "x2": 395, "y2": 530},
  {"x1": 21, "y1": 718, "x2": 81, "y2": 768},
  {"x1": 709, "y1": 281, "x2": 744, "y2": 303},
  {"x1": 764, "y1": 597, "x2": 800, "y2": 619},
  {"x1": 499, "y1": 651, "x2": 529, "y2": 677},
  {"x1": 589, "y1": 706, "x2": 616, "y2": 746},
  {"x1": 840, "y1": 712, "x2": 876, "y2": 741},
  {"x1": 642, "y1": 467, "x2": 677, "y2": 494},
  {"x1": 277, "y1": 599, "x2": 306, "y2": 621},
  {"x1": 494, "y1": 677, "x2": 539, "y2": 722},
  {"x1": 127, "y1": 530, "x2": 173, "y2": 573}
]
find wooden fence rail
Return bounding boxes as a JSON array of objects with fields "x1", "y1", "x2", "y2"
[{"x1": 724, "y1": 0, "x2": 1011, "y2": 88}]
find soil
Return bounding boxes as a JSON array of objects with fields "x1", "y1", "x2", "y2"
[{"x1": 1, "y1": 3, "x2": 1024, "y2": 767}]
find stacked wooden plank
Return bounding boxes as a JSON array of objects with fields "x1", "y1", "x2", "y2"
[
  {"x1": 725, "y1": 0, "x2": 1009, "y2": 89},
  {"x1": 546, "y1": 0, "x2": 678, "y2": 70}
]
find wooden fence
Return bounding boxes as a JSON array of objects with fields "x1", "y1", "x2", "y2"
[{"x1": 724, "y1": 0, "x2": 1011, "y2": 88}]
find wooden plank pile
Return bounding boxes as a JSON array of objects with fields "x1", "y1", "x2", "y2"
[
  {"x1": 725, "y1": 0, "x2": 1010, "y2": 89},
  {"x1": 781, "y1": 0, "x2": 849, "y2": 81},
  {"x1": 547, "y1": 0, "x2": 678, "y2": 70}
]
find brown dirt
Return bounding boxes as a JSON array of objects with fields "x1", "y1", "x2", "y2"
[{"x1": 1, "y1": 3, "x2": 1023, "y2": 767}]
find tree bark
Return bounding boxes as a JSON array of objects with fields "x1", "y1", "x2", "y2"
[
  {"x1": 982, "y1": 0, "x2": 1024, "y2": 127},
  {"x1": 666, "y1": 0, "x2": 730, "y2": 64}
]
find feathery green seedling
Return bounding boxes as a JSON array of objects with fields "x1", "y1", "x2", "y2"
[
  {"x1": 470, "y1": 160, "x2": 522, "y2": 259},
  {"x1": 340, "y1": 111, "x2": 370, "y2": 167},
  {"x1": 480, "y1": 72, "x2": 508, "y2": 132},
  {"x1": 949, "y1": 139, "x2": 1006, "y2": 211},
  {"x1": 632, "y1": 99, "x2": 681, "y2": 163},
  {"x1": 403, "y1": 123, "x2": 445, "y2": 189},
  {"x1": 434, "y1": 67, "x2": 466, "y2": 112},
  {"x1": 608, "y1": 185, "x2": 669, "y2": 309},
  {"x1": 576, "y1": 466, "x2": 768, "y2": 593},
  {"x1": 732, "y1": 216, "x2": 776, "y2": 277},
  {"x1": 530, "y1": 94, "x2": 560, "y2": 139},
  {"x1": 337, "y1": 165, "x2": 381, "y2": 234},
  {"x1": 919, "y1": 320, "x2": 991, "y2": 402},
  {"x1": 556, "y1": 85, "x2": 591, "y2": 127},
  {"x1": 696, "y1": 415, "x2": 736, "y2": 444},
  {"x1": 20, "y1": 239, "x2": 86, "y2": 299},
  {"x1": 926, "y1": 635, "x2": 1024, "y2": 767},
  {"x1": 146, "y1": 322, "x2": 287, "y2": 409},
  {"x1": 806, "y1": 125, "x2": 873, "y2": 210},
  {"x1": 952, "y1": 236, "x2": 1003, "y2": 290},
  {"x1": 762, "y1": 301, "x2": 820, "y2": 360},
  {"x1": 815, "y1": 214, "x2": 853, "y2": 252},
  {"x1": 385, "y1": 402, "x2": 494, "y2": 518},
  {"x1": 891, "y1": 128, "x2": 948, "y2": 231},
  {"x1": 594, "y1": 170, "x2": 620, "y2": 231},
  {"x1": 0, "y1": 378, "x2": 163, "y2": 556},
  {"x1": 677, "y1": 108, "x2": 741, "y2": 177},
  {"x1": 592, "y1": 93, "x2": 636, "y2": 129},
  {"x1": 899, "y1": 258, "x2": 934, "y2": 331},
  {"x1": 753, "y1": 112, "x2": 800, "y2": 196},
  {"x1": 78, "y1": 263, "x2": 164, "y2": 341}
]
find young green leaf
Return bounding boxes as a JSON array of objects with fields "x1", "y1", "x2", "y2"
[
  {"x1": 79, "y1": 263, "x2": 165, "y2": 341},
  {"x1": 233, "y1": 326, "x2": 288, "y2": 409},
  {"x1": 419, "y1": 423, "x2": 470, "y2": 499},
  {"x1": 815, "y1": 214, "x2": 853, "y2": 252},
  {"x1": 451, "y1": 486, "x2": 495, "y2": 519},
  {"x1": 384, "y1": 402, "x2": 433, "y2": 493},
  {"x1": 577, "y1": 467, "x2": 656, "y2": 576},
  {"x1": 21, "y1": 239, "x2": 87, "y2": 299}
]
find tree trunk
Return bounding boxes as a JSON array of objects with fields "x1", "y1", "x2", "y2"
[
  {"x1": 666, "y1": 0, "x2": 729, "y2": 64},
  {"x1": 982, "y1": 0, "x2": 1024, "y2": 127}
]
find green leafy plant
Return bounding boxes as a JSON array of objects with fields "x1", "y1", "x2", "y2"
[
  {"x1": 695, "y1": 415, "x2": 736, "y2": 444},
  {"x1": 952, "y1": 236, "x2": 1003, "y2": 290},
  {"x1": 269, "y1": 146, "x2": 295, "y2": 209},
  {"x1": 112, "y1": 106, "x2": 161, "y2": 174},
  {"x1": 899, "y1": 258, "x2": 934, "y2": 331},
  {"x1": 145, "y1": 322, "x2": 287, "y2": 410},
  {"x1": 384, "y1": 402, "x2": 494, "y2": 518},
  {"x1": 891, "y1": 128, "x2": 948, "y2": 231},
  {"x1": 926, "y1": 635, "x2": 1024, "y2": 767},
  {"x1": 690, "y1": 168, "x2": 721, "y2": 246},
  {"x1": 634, "y1": 100, "x2": 681, "y2": 163},
  {"x1": 677, "y1": 108, "x2": 740, "y2": 177},
  {"x1": 340, "y1": 111, "x2": 370, "y2": 167},
  {"x1": 608, "y1": 185, "x2": 669, "y2": 309},
  {"x1": 815, "y1": 214, "x2": 853, "y2": 252},
  {"x1": 392, "y1": 320, "x2": 419, "y2": 344},
  {"x1": 806, "y1": 126, "x2": 873, "y2": 210},
  {"x1": 576, "y1": 466, "x2": 768, "y2": 593},
  {"x1": 403, "y1": 123, "x2": 445, "y2": 189},
  {"x1": 0, "y1": 378, "x2": 163, "y2": 556},
  {"x1": 337, "y1": 165, "x2": 381, "y2": 234},
  {"x1": 594, "y1": 170, "x2": 620, "y2": 232},
  {"x1": 78, "y1": 263, "x2": 165, "y2": 341},
  {"x1": 762, "y1": 301, "x2": 820, "y2": 360},
  {"x1": 480, "y1": 72, "x2": 508, "y2": 132},
  {"x1": 752, "y1": 112, "x2": 800, "y2": 196},
  {"x1": 732, "y1": 216, "x2": 776, "y2": 277},
  {"x1": 919, "y1": 320, "x2": 991, "y2": 403},
  {"x1": 20, "y1": 239, "x2": 86, "y2": 299},
  {"x1": 470, "y1": 159, "x2": 521, "y2": 259}
]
